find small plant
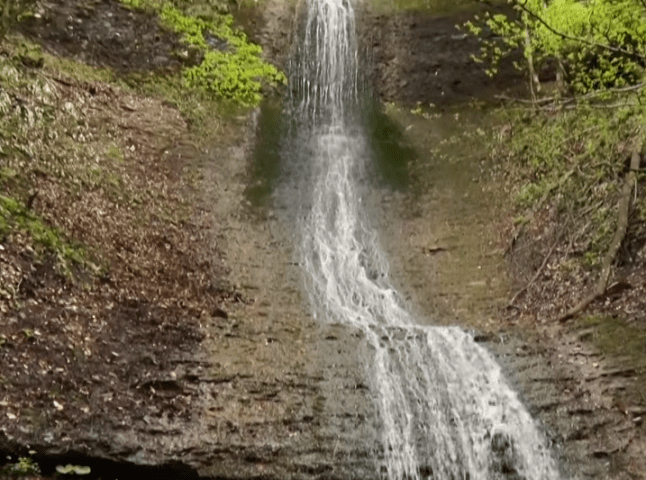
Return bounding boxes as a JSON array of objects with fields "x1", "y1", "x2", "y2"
[{"x1": 3, "y1": 456, "x2": 41, "y2": 476}]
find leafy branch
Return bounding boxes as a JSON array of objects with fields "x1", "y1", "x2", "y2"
[
  {"x1": 464, "y1": 0, "x2": 646, "y2": 99},
  {"x1": 514, "y1": 0, "x2": 646, "y2": 63}
]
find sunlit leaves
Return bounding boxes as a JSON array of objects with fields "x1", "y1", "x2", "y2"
[
  {"x1": 464, "y1": 0, "x2": 646, "y2": 93},
  {"x1": 120, "y1": 0, "x2": 286, "y2": 106}
]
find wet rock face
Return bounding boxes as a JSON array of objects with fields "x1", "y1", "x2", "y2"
[
  {"x1": 19, "y1": 0, "x2": 186, "y2": 72},
  {"x1": 235, "y1": 0, "x2": 298, "y2": 70},
  {"x1": 490, "y1": 431, "x2": 522, "y2": 480},
  {"x1": 189, "y1": 109, "x2": 381, "y2": 479},
  {"x1": 357, "y1": 8, "x2": 525, "y2": 106}
]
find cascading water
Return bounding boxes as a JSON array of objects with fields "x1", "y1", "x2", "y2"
[{"x1": 289, "y1": 1, "x2": 563, "y2": 479}]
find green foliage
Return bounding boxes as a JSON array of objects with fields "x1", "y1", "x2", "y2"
[
  {"x1": 491, "y1": 101, "x2": 645, "y2": 265},
  {"x1": 515, "y1": 181, "x2": 547, "y2": 208},
  {"x1": 464, "y1": 0, "x2": 646, "y2": 93},
  {"x1": 370, "y1": 0, "x2": 500, "y2": 14},
  {"x1": 106, "y1": 143, "x2": 125, "y2": 163},
  {"x1": 56, "y1": 464, "x2": 91, "y2": 475},
  {"x1": 120, "y1": 0, "x2": 286, "y2": 106},
  {"x1": 2, "y1": 457, "x2": 40, "y2": 476},
  {"x1": 119, "y1": 0, "x2": 154, "y2": 9}
]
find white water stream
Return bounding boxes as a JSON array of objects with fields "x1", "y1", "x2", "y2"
[{"x1": 291, "y1": 1, "x2": 562, "y2": 479}]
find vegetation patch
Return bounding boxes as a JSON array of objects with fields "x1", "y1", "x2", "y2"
[
  {"x1": 121, "y1": 0, "x2": 286, "y2": 106},
  {"x1": 465, "y1": 0, "x2": 646, "y2": 94},
  {"x1": 464, "y1": 0, "x2": 646, "y2": 323},
  {"x1": 0, "y1": 194, "x2": 86, "y2": 269},
  {"x1": 1, "y1": 456, "x2": 40, "y2": 476},
  {"x1": 493, "y1": 103, "x2": 643, "y2": 263},
  {"x1": 44, "y1": 53, "x2": 115, "y2": 83},
  {"x1": 122, "y1": 69, "x2": 225, "y2": 138}
]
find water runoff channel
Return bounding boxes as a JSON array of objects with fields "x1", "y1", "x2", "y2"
[{"x1": 273, "y1": 0, "x2": 564, "y2": 479}]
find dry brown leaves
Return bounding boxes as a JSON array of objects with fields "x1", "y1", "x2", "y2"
[{"x1": 0, "y1": 35, "x2": 230, "y2": 456}]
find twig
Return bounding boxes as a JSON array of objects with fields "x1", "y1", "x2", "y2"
[
  {"x1": 508, "y1": 241, "x2": 558, "y2": 308},
  {"x1": 42, "y1": 73, "x2": 76, "y2": 87},
  {"x1": 562, "y1": 102, "x2": 640, "y2": 111},
  {"x1": 525, "y1": 28, "x2": 539, "y2": 101},
  {"x1": 558, "y1": 142, "x2": 642, "y2": 322},
  {"x1": 496, "y1": 83, "x2": 645, "y2": 107},
  {"x1": 494, "y1": 94, "x2": 558, "y2": 105}
]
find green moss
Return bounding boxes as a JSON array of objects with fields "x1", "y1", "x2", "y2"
[
  {"x1": 15, "y1": 42, "x2": 44, "y2": 68},
  {"x1": 119, "y1": 0, "x2": 156, "y2": 9},
  {"x1": 106, "y1": 143, "x2": 125, "y2": 163},
  {"x1": 0, "y1": 167, "x2": 19, "y2": 182},
  {"x1": 44, "y1": 54, "x2": 115, "y2": 83}
]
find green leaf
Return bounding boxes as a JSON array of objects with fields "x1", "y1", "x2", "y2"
[{"x1": 56, "y1": 464, "x2": 91, "y2": 475}]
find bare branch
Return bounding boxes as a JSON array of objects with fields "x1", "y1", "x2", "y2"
[{"x1": 496, "y1": 83, "x2": 646, "y2": 108}]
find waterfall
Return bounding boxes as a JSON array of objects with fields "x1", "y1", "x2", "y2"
[{"x1": 288, "y1": 1, "x2": 563, "y2": 479}]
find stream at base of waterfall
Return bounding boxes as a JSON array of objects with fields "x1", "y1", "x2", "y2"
[{"x1": 284, "y1": 1, "x2": 563, "y2": 479}]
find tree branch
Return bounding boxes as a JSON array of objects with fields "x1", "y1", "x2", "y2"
[{"x1": 496, "y1": 83, "x2": 645, "y2": 107}]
